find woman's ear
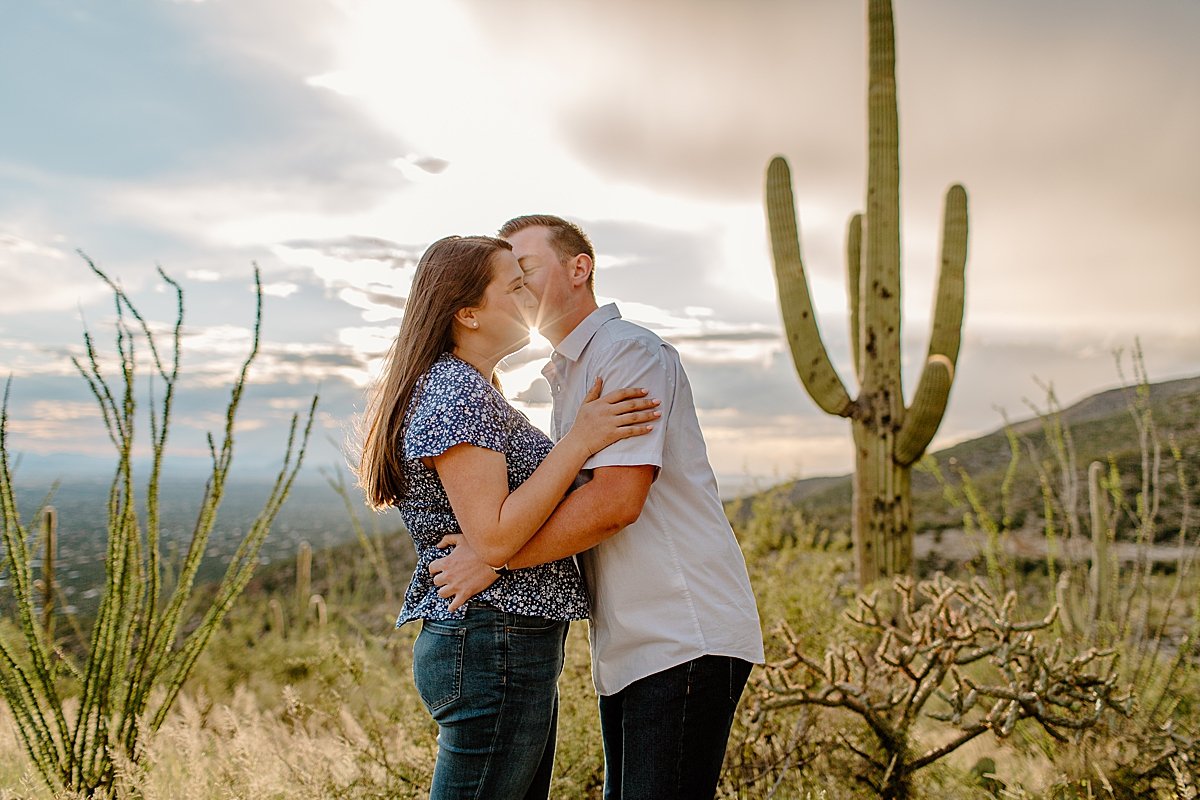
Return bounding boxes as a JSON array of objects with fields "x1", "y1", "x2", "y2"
[{"x1": 454, "y1": 307, "x2": 480, "y2": 331}]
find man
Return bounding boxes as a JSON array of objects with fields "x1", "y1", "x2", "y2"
[{"x1": 429, "y1": 214, "x2": 764, "y2": 800}]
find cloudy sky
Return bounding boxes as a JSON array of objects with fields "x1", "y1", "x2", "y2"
[{"x1": 1, "y1": 0, "x2": 1197, "y2": 494}]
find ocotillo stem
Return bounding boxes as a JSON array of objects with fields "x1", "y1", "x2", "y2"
[{"x1": 41, "y1": 506, "x2": 58, "y2": 641}]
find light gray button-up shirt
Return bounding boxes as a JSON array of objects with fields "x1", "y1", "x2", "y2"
[{"x1": 542, "y1": 304, "x2": 765, "y2": 695}]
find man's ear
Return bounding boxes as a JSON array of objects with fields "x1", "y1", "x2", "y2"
[{"x1": 570, "y1": 254, "x2": 594, "y2": 288}]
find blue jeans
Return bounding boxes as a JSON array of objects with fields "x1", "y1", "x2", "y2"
[
  {"x1": 598, "y1": 654, "x2": 753, "y2": 800},
  {"x1": 412, "y1": 606, "x2": 570, "y2": 800}
]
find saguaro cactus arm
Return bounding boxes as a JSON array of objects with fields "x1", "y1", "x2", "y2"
[
  {"x1": 766, "y1": 156, "x2": 855, "y2": 417},
  {"x1": 847, "y1": 213, "x2": 863, "y2": 380},
  {"x1": 895, "y1": 185, "x2": 968, "y2": 466},
  {"x1": 896, "y1": 355, "x2": 953, "y2": 466},
  {"x1": 926, "y1": 184, "x2": 968, "y2": 365}
]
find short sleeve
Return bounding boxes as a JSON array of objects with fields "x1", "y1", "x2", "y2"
[
  {"x1": 404, "y1": 363, "x2": 507, "y2": 460},
  {"x1": 582, "y1": 337, "x2": 674, "y2": 472}
]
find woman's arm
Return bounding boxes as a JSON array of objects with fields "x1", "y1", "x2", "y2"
[
  {"x1": 434, "y1": 381, "x2": 657, "y2": 567},
  {"x1": 430, "y1": 465, "x2": 655, "y2": 610}
]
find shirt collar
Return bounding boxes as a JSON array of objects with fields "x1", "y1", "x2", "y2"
[{"x1": 553, "y1": 303, "x2": 621, "y2": 362}]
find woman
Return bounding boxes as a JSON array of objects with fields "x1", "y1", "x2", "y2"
[{"x1": 358, "y1": 235, "x2": 658, "y2": 799}]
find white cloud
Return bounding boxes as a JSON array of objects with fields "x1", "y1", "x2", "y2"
[
  {"x1": 182, "y1": 324, "x2": 255, "y2": 356},
  {"x1": 262, "y1": 282, "x2": 300, "y2": 298},
  {"x1": 26, "y1": 400, "x2": 98, "y2": 422},
  {"x1": 0, "y1": 340, "x2": 83, "y2": 378},
  {"x1": 699, "y1": 409, "x2": 852, "y2": 482},
  {"x1": 0, "y1": 230, "x2": 110, "y2": 314},
  {"x1": 186, "y1": 269, "x2": 222, "y2": 282},
  {"x1": 180, "y1": 411, "x2": 267, "y2": 433},
  {"x1": 0, "y1": 232, "x2": 66, "y2": 260}
]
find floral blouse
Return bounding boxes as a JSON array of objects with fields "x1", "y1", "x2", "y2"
[{"x1": 394, "y1": 353, "x2": 589, "y2": 626}]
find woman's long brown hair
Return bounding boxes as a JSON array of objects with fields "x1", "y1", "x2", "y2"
[{"x1": 358, "y1": 235, "x2": 512, "y2": 509}]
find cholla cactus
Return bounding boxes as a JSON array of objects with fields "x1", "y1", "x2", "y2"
[
  {"x1": 751, "y1": 575, "x2": 1132, "y2": 799},
  {"x1": 765, "y1": 0, "x2": 968, "y2": 584}
]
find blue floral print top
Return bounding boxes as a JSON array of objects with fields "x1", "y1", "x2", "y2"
[{"x1": 394, "y1": 353, "x2": 589, "y2": 626}]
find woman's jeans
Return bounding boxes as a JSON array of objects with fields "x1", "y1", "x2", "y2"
[
  {"x1": 413, "y1": 605, "x2": 570, "y2": 800},
  {"x1": 598, "y1": 654, "x2": 753, "y2": 800}
]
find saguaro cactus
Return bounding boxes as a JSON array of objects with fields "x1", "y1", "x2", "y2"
[{"x1": 766, "y1": 0, "x2": 969, "y2": 585}]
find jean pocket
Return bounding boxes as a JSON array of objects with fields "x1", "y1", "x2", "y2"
[
  {"x1": 413, "y1": 620, "x2": 466, "y2": 713},
  {"x1": 504, "y1": 614, "x2": 566, "y2": 635}
]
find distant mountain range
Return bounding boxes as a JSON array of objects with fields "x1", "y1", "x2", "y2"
[{"x1": 728, "y1": 375, "x2": 1200, "y2": 544}]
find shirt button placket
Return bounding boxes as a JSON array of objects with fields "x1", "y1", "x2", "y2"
[{"x1": 546, "y1": 358, "x2": 565, "y2": 441}]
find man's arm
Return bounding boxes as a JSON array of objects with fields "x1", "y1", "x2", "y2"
[
  {"x1": 507, "y1": 463, "x2": 654, "y2": 568},
  {"x1": 429, "y1": 464, "x2": 653, "y2": 609}
]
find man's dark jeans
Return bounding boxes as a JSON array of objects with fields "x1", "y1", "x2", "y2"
[{"x1": 598, "y1": 654, "x2": 753, "y2": 800}]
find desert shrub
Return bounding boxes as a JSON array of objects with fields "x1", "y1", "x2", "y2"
[
  {"x1": 919, "y1": 349, "x2": 1200, "y2": 797},
  {"x1": 723, "y1": 501, "x2": 860, "y2": 798},
  {"x1": 0, "y1": 260, "x2": 316, "y2": 797},
  {"x1": 746, "y1": 573, "x2": 1131, "y2": 800}
]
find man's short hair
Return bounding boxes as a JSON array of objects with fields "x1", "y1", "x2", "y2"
[{"x1": 498, "y1": 214, "x2": 596, "y2": 292}]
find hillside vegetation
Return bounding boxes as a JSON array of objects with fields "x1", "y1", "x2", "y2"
[
  {"x1": 3, "y1": 371, "x2": 1199, "y2": 798},
  {"x1": 731, "y1": 374, "x2": 1200, "y2": 550}
]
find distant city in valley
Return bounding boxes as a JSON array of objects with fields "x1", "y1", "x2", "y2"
[{"x1": 7, "y1": 468, "x2": 399, "y2": 617}]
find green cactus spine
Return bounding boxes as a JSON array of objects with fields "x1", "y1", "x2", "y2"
[{"x1": 766, "y1": 0, "x2": 969, "y2": 585}]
